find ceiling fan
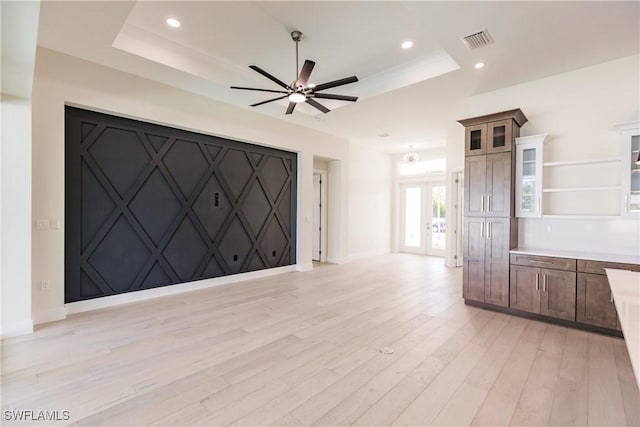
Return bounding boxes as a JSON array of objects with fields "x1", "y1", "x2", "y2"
[{"x1": 231, "y1": 30, "x2": 359, "y2": 115}]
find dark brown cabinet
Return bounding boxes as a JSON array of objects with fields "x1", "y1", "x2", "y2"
[
  {"x1": 576, "y1": 272, "x2": 618, "y2": 329},
  {"x1": 509, "y1": 263, "x2": 576, "y2": 321},
  {"x1": 464, "y1": 152, "x2": 513, "y2": 218},
  {"x1": 463, "y1": 217, "x2": 514, "y2": 307},
  {"x1": 574, "y1": 259, "x2": 638, "y2": 331},
  {"x1": 459, "y1": 109, "x2": 527, "y2": 309},
  {"x1": 460, "y1": 110, "x2": 527, "y2": 157}
]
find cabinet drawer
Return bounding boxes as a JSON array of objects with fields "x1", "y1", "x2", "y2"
[
  {"x1": 510, "y1": 253, "x2": 576, "y2": 271},
  {"x1": 576, "y1": 259, "x2": 640, "y2": 275}
]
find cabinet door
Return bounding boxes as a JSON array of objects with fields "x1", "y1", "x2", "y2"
[
  {"x1": 540, "y1": 269, "x2": 576, "y2": 321},
  {"x1": 509, "y1": 265, "x2": 540, "y2": 313},
  {"x1": 464, "y1": 155, "x2": 487, "y2": 217},
  {"x1": 576, "y1": 273, "x2": 618, "y2": 329},
  {"x1": 487, "y1": 119, "x2": 513, "y2": 154},
  {"x1": 486, "y1": 152, "x2": 513, "y2": 217},
  {"x1": 484, "y1": 218, "x2": 511, "y2": 307},
  {"x1": 465, "y1": 124, "x2": 487, "y2": 156},
  {"x1": 463, "y1": 218, "x2": 485, "y2": 302},
  {"x1": 515, "y1": 140, "x2": 543, "y2": 218}
]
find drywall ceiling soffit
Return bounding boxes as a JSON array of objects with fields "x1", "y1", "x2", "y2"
[{"x1": 36, "y1": 1, "x2": 640, "y2": 153}]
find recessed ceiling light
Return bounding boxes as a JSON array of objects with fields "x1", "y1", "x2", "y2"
[
  {"x1": 401, "y1": 40, "x2": 413, "y2": 49},
  {"x1": 166, "y1": 18, "x2": 181, "y2": 28},
  {"x1": 474, "y1": 62, "x2": 485, "y2": 69}
]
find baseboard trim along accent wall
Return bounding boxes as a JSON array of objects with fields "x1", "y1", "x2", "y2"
[
  {"x1": 31, "y1": 307, "x2": 67, "y2": 325},
  {"x1": 65, "y1": 264, "x2": 297, "y2": 316},
  {"x1": 0, "y1": 320, "x2": 34, "y2": 338}
]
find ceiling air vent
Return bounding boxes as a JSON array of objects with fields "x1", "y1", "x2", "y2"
[{"x1": 462, "y1": 29, "x2": 494, "y2": 50}]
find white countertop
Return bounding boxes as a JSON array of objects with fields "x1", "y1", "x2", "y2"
[
  {"x1": 511, "y1": 248, "x2": 640, "y2": 265},
  {"x1": 605, "y1": 268, "x2": 640, "y2": 389}
]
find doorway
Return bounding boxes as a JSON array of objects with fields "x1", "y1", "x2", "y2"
[
  {"x1": 399, "y1": 182, "x2": 446, "y2": 256},
  {"x1": 312, "y1": 170, "x2": 327, "y2": 262}
]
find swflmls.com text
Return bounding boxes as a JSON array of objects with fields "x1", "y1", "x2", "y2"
[{"x1": 3, "y1": 410, "x2": 70, "y2": 421}]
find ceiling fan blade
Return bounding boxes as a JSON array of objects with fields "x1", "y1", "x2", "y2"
[
  {"x1": 306, "y1": 98, "x2": 330, "y2": 114},
  {"x1": 312, "y1": 76, "x2": 358, "y2": 92},
  {"x1": 297, "y1": 60, "x2": 316, "y2": 87},
  {"x1": 249, "y1": 65, "x2": 290, "y2": 90},
  {"x1": 285, "y1": 102, "x2": 297, "y2": 115},
  {"x1": 312, "y1": 93, "x2": 358, "y2": 102},
  {"x1": 251, "y1": 95, "x2": 288, "y2": 107},
  {"x1": 231, "y1": 86, "x2": 289, "y2": 94}
]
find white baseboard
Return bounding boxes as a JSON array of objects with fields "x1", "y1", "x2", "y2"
[
  {"x1": 32, "y1": 307, "x2": 67, "y2": 325},
  {"x1": 0, "y1": 319, "x2": 34, "y2": 338},
  {"x1": 347, "y1": 248, "x2": 391, "y2": 262},
  {"x1": 296, "y1": 262, "x2": 313, "y2": 272},
  {"x1": 65, "y1": 265, "x2": 297, "y2": 315},
  {"x1": 326, "y1": 256, "x2": 348, "y2": 264}
]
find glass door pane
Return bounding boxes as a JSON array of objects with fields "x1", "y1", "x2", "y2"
[
  {"x1": 630, "y1": 135, "x2": 640, "y2": 211},
  {"x1": 404, "y1": 187, "x2": 422, "y2": 248},
  {"x1": 520, "y1": 147, "x2": 537, "y2": 214},
  {"x1": 430, "y1": 185, "x2": 446, "y2": 253}
]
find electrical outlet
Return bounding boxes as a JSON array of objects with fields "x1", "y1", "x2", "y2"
[
  {"x1": 40, "y1": 280, "x2": 51, "y2": 291},
  {"x1": 35, "y1": 219, "x2": 50, "y2": 230},
  {"x1": 546, "y1": 224, "x2": 552, "y2": 233}
]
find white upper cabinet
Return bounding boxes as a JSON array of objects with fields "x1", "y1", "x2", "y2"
[
  {"x1": 618, "y1": 122, "x2": 640, "y2": 216},
  {"x1": 515, "y1": 134, "x2": 547, "y2": 218}
]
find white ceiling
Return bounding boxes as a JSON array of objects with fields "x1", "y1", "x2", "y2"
[{"x1": 37, "y1": 1, "x2": 639, "y2": 153}]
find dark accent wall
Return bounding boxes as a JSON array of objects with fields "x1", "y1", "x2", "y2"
[{"x1": 65, "y1": 106, "x2": 297, "y2": 303}]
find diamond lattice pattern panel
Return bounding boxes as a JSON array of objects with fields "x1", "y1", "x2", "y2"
[{"x1": 65, "y1": 107, "x2": 297, "y2": 303}]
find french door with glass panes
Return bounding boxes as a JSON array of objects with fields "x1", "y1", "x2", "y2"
[{"x1": 400, "y1": 182, "x2": 446, "y2": 256}]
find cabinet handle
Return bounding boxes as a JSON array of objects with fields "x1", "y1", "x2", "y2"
[
  {"x1": 543, "y1": 274, "x2": 547, "y2": 293},
  {"x1": 535, "y1": 273, "x2": 540, "y2": 291},
  {"x1": 487, "y1": 195, "x2": 491, "y2": 212},
  {"x1": 528, "y1": 260, "x2": 553, "y2": 265},
  {"x1": 610, "y1": 292, "x2": 614, "y2": 303},
  {"x1": 481, "y1": 196, "x2": 485, "y2": 212},
  {"x1": 480, "y1": 222, "x2": 484, "y2": 238},
  {"x1": 487, "y1": 222, "x2": 491, "y2": 238}
]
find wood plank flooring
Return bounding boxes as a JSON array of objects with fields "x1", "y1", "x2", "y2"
[{"x1": 1, "y1": 254, "x2": 638, "y2": 426}]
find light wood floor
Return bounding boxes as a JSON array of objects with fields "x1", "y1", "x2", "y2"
[{"x1": 2, "y1": 254, "x2": 638, "y2": 426}]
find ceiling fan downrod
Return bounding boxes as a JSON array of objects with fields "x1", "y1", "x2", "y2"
[{"x1": 291, "y1": 30, "x2": 303, "y2": 88}]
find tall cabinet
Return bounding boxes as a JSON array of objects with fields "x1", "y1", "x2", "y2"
[{"x1": 458, "y1": 109, "x2": 528, "y2": 307}]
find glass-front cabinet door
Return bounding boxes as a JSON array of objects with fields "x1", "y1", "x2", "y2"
[
  {"x1": 620, "y1": 124, "x2": 640, "y2": 215},
  {"x1": 464, "y1": 124, "x2": 487, "y2": 156},
  {"x1": 487, "y1": 119, "x2": 514, "y2": 154},
  {"x1": 515, "y1": 135, "x2": 547, "y2": 218}
]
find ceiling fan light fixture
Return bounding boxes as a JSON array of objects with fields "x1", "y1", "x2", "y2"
[{"x1": 288, "y1": 92, "x2": 306, "y2": 103}]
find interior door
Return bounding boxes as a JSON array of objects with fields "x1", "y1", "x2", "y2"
[{"x1": 312, "y1": 173, "x2": 321, "y2": 261}]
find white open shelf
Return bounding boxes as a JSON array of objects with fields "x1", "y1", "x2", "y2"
[
  {"x1": 543, "y1": 157, "x2": 622, "y2": 168},
  {"x1": 543, "y1": 186, "x2": 621, "y2": 193}
]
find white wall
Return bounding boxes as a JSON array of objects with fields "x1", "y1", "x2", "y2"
[
  {"x1": 1, "y1": 97, "x2": 34, "y2": 336},
  {"x1": 1, "y1": 0, "x2": 40, "y2": 337},
  {"x1": 465, "y1": 54, "x2": 640, "y2": 256},
  {"x1": 31, "y1": 47, "x2": 366, "y2": 322},
  {"x1": 347, "y1": 142, "x2": 392, "y2": 260}
]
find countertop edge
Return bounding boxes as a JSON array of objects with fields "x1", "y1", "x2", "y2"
[{"x1": 510, "y1": 248, "x2": 640, "y2": 265}]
